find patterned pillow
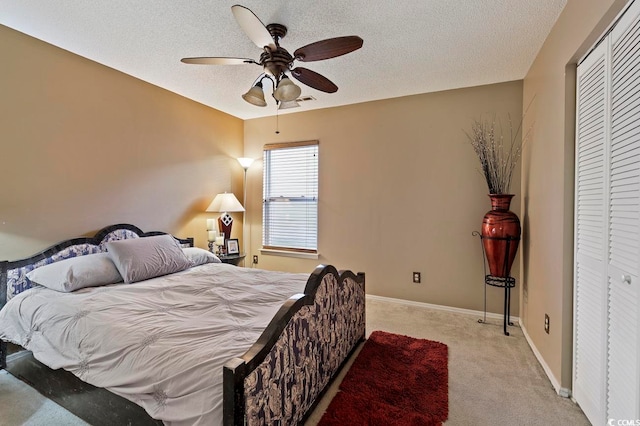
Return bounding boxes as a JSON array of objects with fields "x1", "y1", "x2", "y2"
[{"x1": 107, "y1": 234, "x2": 194, "y2": 284}]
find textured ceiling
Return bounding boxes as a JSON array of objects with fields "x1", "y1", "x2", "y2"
[{"x1": 0, "y1": 1, "x2": 566, "y2": 120}]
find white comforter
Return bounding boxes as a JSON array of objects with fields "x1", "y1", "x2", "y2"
[{"x1": 0, "y1": 263, "x2": 308, "y2": 425}]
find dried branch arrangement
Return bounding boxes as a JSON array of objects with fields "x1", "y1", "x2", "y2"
[{"x1": 466, "y1": 114, "x2": 532, "y2": 194}]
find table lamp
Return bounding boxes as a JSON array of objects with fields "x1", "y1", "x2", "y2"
[{"x1": 206, "y1": 192, "x2": 245, "y2": 242}]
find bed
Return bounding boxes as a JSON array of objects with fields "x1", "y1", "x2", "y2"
[{"x1": 0, "y1": 224, "x2": 365, "y2": 425}]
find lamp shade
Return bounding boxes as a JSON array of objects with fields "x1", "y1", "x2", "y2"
[
  {"x1": 274, "y1": 76, "x2": 301, "y2": 102},
  {"x1": 206, "y1": 192, "x2": 245, "y2": 213},
  {"x1": 237, "y1": 157, "x2": 254, "y2": 170},
  {"x1": 242, "y1": 82, "x2": 267, "y2": 107},
  {"x1": 278, "y1": 99, "x2": 300, "y2": 110}
]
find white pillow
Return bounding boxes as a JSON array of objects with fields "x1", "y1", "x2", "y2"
[
  {"x1": 26, "y1": 253, "x2": 123, "y2": 292},
  {"x1": 107, "y1": 234, "x2": 194, "y2": 284},
  {"x1": 182, "y1": 247, "x2": 221, "y2": 265}
]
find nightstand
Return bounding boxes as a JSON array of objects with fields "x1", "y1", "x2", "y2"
[{"x1": 218, "y1": 253, "x2": 246, "y2": 266}]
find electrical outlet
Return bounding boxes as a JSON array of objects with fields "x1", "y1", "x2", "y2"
[
  {"x1": 544, "y1": 314, "x2": 550, "y2": 334},
  {"x1": 413, "y1": 272, "x2": 421, "y2": 283},
  {"x1": 252, "y1": 255, "x2": 258, "y2": 264}
]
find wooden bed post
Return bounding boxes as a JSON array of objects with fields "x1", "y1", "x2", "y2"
[
  {"x1": 223, "y1": 358, "x2": 246, "y2": 426},
  {"x1": 357, "y1": 271, "x2": 366, "y2": 341},
  {"x1": 1, "y1": 260, "x2": 7, "y2": 370}
]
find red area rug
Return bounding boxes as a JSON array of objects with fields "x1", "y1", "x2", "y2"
[{"x1": 319, "y1": 330, "x2": 448, "y2": 426}]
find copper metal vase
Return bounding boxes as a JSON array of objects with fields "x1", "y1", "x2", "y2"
[{"x1": 481, "y1": 194, "x2": 521, "y2": 278}]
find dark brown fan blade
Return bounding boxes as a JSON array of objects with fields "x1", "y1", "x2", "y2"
[
  {"x1": 181, "y1": 57, "x2": 258, "y2": 65},
  {"x1": 231, "y1": 5, "x2": 276, "y2": 50},
  {"x1": 291, "y1": 67, "x2": 338, "y2": 93},
  {"x1": 294, "y1": 36, "x2": 363, "y2": 62}
]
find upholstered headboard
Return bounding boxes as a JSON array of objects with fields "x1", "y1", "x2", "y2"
[{"x1": 0, "y1": 224, "x2": 193, "y2": 305}]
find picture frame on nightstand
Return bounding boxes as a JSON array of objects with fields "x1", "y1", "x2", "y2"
[{"x1": 226, "y1": 238, "x2": 239, "y2": 255}]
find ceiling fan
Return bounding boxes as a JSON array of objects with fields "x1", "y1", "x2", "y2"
[{"x1": 181, "y1": 4, "x2": 363, "y2": 108}]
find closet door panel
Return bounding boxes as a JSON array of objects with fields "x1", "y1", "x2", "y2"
[
  {"x1": 607, "y1": 3, "x2": 640, "y2": 419},
  {"x1": 573, "y1": 40, "x2": 609, "y2": 426}
]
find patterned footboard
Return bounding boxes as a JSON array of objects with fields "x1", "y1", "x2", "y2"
[{"x1": 223, "y1": 265, "x2": 366, "y2": 426}]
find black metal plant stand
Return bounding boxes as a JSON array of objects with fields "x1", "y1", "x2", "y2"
[{"x1": 472, "y1": 231, "x2": 518, "y2": 336}]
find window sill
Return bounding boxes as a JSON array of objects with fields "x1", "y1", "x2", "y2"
[{"x1": 260, "y1": 248, "x2": 319, "y2": 260}]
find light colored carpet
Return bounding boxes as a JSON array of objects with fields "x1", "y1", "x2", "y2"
[
  {"x1": 0, "y1": 298, "x2": 589, "y2": 425},
  {"x1": 306, "y1": 297, "x2": 590, "y2": 425}
]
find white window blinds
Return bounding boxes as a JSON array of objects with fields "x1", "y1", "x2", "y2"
[{"x1": 263, "y1": 141, "x2": 318, "y2": 252}]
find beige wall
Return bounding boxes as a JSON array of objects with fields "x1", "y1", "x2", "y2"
[
  {"x1": 244, "y1": 81, "x2": 523, "y2": 315},
  {"x1": 521, "y1": 0, "x2": 628, "y2": 390},
  {"x1": 0, "y1": 25, "x2": 245, "y2": 260}
]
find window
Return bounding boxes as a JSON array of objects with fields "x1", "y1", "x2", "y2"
[{"x1": 263, "y1": 140, "x2": 318, "y2": 253}]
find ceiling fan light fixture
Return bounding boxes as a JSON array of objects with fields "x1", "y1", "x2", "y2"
[
  {"x1": 278, "y1": 99, "x2": 300, "y2": 110},
  {"x1": 274, "y1": 75, "x2": 302, "y2": 102},
  {"x1": 242, "y1": 81, "x2": 267, "y2": 107},
  {"x1": 182, "y1": 5, "x2": 364, "y2": 109}
]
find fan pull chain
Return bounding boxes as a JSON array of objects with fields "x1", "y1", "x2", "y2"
[{"x1": 275, "y1": 105, "x2": 280, "y2": 134}]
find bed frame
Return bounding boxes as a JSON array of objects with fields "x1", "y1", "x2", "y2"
[{"x1": 0, "y1": 224, "x2": 366, "y2": 425}]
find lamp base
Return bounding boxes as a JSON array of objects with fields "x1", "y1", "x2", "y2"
[{"x1": 218, "y1": 213, "x2": 233, "y2": 241}]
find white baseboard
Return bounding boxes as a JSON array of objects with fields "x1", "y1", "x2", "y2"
[
  {"x1": 519, "y1": 319, "x2": 572, "y2": 398},
  {"x1": 366, "y1": 294, "x2": 519, "y2": 324}
]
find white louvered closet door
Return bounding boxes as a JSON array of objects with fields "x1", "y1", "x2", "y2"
[
  {"x1": 574, "y1": 1, "x2": 640, "y2": 423},
  {"x1": 574, "y1": 40, "x2": 609, "y2": 426},
  {"x1": 607, "y1": 3, "x2": 640, "y2": 420}
]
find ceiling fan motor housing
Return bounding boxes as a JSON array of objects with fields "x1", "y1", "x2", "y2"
[
  {"x1": 260, "y1": 47, "x2": 293, "y2": 77},
  {"x1": 266, "y1": 23, "x2": 287, "y2": 40}
]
